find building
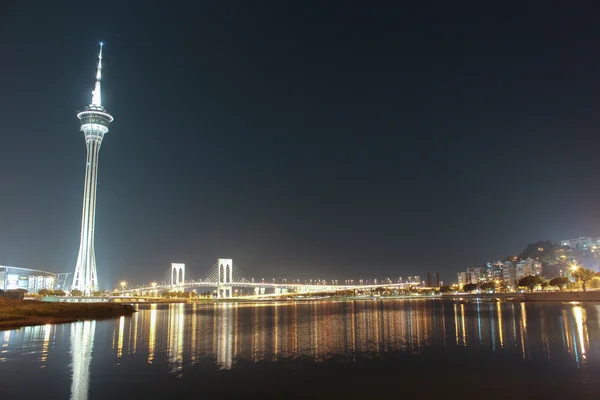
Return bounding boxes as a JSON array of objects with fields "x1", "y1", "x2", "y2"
[
  {"x1": 487, "y1": 262, "x2": 504, "y2": 281},
  {"x1": 516, "y1": 258, "x2": 542, "y2": 277},
  {"x1": 458, "y1": 258, "x2": 542, "y2": 289},
  {"x1": 0, "y1": 266, "x2": 61, "y2": 292},
  {"x1": 72, "y1": 43, "x2": 114, "y2": 296},
  {"x1": 457, "y1": 271, "x2": 477, "y2": 287},
  {"x1": 466, "y1": 267, "x2": 488, "y2": 283},
  {"x1": 501, "y1": 258, "x2": 542, "y2": 287},
  {"x1": 560, "y1": 237, "x2": 600, "y2": 249}
]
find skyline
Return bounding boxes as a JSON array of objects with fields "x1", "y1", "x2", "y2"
[{"x1": 2, "y1": 3, "x2": 600, "y2": 288}]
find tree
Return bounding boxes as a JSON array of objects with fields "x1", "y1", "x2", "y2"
[
  {"x1": 462, "y1": 283, "x2": 478, "y2": 292},
  {"x1": 571, "y1": 268, "x2": 597, "y2": 291},
  {"x1": 439, "y1": 285, "x2": 453, "y2": 293},
  {"x1": 498, "y1": 281, "x2": 510, "y2": 293},
  {"x1": 588, "y1": 276, "x2": 600, "y2": 290},
  {"x1": 549, "y1": 277, "x2": 570, "y2": 291},
  {"x1": 518, "y1": 275, "x2": 540, "y2": 292},
  {"x1": 71, "y1": 289, "x2": 83, "y2": 297},
  {"x1": 480, "y1": 282, "x2": 496, "y2": 292}
]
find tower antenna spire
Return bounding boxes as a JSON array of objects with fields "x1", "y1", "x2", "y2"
[{"x1": 91, "y1": 42, "x2": 103, "y2": 107}]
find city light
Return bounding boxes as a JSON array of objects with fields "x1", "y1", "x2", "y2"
[{"x1": 571, "y1": 262, "x2": 579, "y2": 271}]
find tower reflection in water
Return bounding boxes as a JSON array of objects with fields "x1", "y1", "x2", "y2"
[{"x1": 70, "y1": 320, "x2": 95, "y2": 400}]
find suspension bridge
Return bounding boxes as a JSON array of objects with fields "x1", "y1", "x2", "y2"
[{"x1": 117, "y1": 259, "x2": 420, "y2": 299}]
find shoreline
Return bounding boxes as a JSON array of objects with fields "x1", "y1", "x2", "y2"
[
  {"x1": 0, "y1": 299, "x2": 136, "y2": 331},
  {"x1": 3, "y1": 290, "x2": 598, "y2": 332},
  {"x1": 441, "y1": 291, "x2": 600, "y2": 302}
]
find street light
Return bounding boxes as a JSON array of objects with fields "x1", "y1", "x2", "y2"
[
  {"x1": 571, "y1": 262, "x2": 581, "y2": 289},
  {"x1": 571, "y1": 262, "x2": 579, "y2": 271}
]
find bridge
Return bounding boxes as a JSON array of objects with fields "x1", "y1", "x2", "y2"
[{"x1": 116, "y1": 259, "x2": 420, "y2": 299}]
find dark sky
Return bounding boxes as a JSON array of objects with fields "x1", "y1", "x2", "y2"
[{"x1": 2, "y1": 2, "x2": 600, "y2": 288}]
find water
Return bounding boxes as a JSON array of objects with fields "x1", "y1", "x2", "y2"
[{"x1": 1, "y1": 300, "x2": 600, "y2": 398}]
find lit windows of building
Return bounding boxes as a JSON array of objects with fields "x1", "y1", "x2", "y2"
[{"x1": 0, "y1": 266, "x2": 59, "y2": 292}]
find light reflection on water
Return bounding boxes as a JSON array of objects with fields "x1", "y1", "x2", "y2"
[{"x1": 1, "y1": 300, "x2": 600, "y2": 399}]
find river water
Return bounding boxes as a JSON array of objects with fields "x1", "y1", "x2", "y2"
[{"x1": 1, "y1": 299, "x2": 600, "y2": 398}]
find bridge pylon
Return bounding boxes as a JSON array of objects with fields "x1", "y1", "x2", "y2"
[
  {"x1": 171, "y1": 263, "x2": 185, "y2": 288},
  {"x1": 217, "y1": 258, "x2": 233, "y2": 298}
]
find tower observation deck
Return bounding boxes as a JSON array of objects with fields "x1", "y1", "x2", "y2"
[{"x1": 72, "y1": 43, "x2": 114, "y2": 295}]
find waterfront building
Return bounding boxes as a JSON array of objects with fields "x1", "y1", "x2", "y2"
[
  {"x1": 500, "y1": 258, "x2": 541, "y2": 285},
  {"x1": 516, "y1": 258, "x2": 542, "y2": 277},
  {"x1": 466, "y1": 267, "x2": 488, "y2": 283},
  {"x1": 487, "y1": 262, "x2": 504, "y2": 281},
  {"x1": 457, "y1": 258, "x2": 542, "y2": 289},
  {"x1": 0, "y1": 266, "x2": 63, "y2": 292},
  {"x1": 457, "y1": 271, "x2": 477, "y2": 287}
]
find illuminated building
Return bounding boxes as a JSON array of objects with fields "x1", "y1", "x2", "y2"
[
  {"x1": 71, "y1": 43, "x2": 114, "y2": 295},
  {"x1": 560, "y1": 237, "x2": 600, "y2": 249},
  {"x1": 0, "y1": 266, "x2": 58, "y2": 292}
]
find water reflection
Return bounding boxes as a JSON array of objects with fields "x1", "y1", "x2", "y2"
[
  {"x1": 572, "y1": 305, "x2": 589, "y2": 364},
  {"x1": 2, "y1": 300, "x2": 600, "y2": 397},
  {"x1": 168, "y1": 303, "x2": 185, "y2": 374},
  {"x1": 70, "y1": 320, "x2": 95, "y2": 400},
  {"x1": 148, "y1": 303, "x2": 157, "y2": 363}
]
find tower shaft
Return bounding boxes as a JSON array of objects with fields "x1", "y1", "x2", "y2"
[{"x1": 72, "y1": 136, "x2": 103, "y2": 294}]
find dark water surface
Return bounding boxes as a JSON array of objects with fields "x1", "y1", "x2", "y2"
[{"x1": 1, "y1": 300, "x2": 600, "y2": 399}]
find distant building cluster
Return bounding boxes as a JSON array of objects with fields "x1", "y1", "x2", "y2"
[
  {"x1": 560, "y1": 237, "x2": 600, "y2": 249},
  {"x1": 457, "y1": 258, "x2": 542, "y2": 289}
]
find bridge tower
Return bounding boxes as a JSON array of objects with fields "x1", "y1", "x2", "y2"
[
  {"x1": 171, "y1": 263, "x2": 185, "y2": 287},
  {"x1": 217, "y1": 258, "x2": 233, "y2": 299}
]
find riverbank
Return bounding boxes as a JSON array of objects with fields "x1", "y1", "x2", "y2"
[
  {"x1": 0, "y1": 299, "x2": 136, "y2": 331},
  {"x1": 443, "y1": 291, "x2": 600, "y2": 302}
]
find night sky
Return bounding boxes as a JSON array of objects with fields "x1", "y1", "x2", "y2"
[{"x1": 2, "y1": 2, "x2": 600, "y2": 288}]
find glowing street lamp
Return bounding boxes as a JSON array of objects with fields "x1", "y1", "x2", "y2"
[{"x1": 571, "y1": 262, "x2": 579, "y2": 271}]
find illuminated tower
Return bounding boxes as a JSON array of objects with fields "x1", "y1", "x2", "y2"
[{"x1": 71, "y1": 43, "x2": 114, "y2": 295}]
